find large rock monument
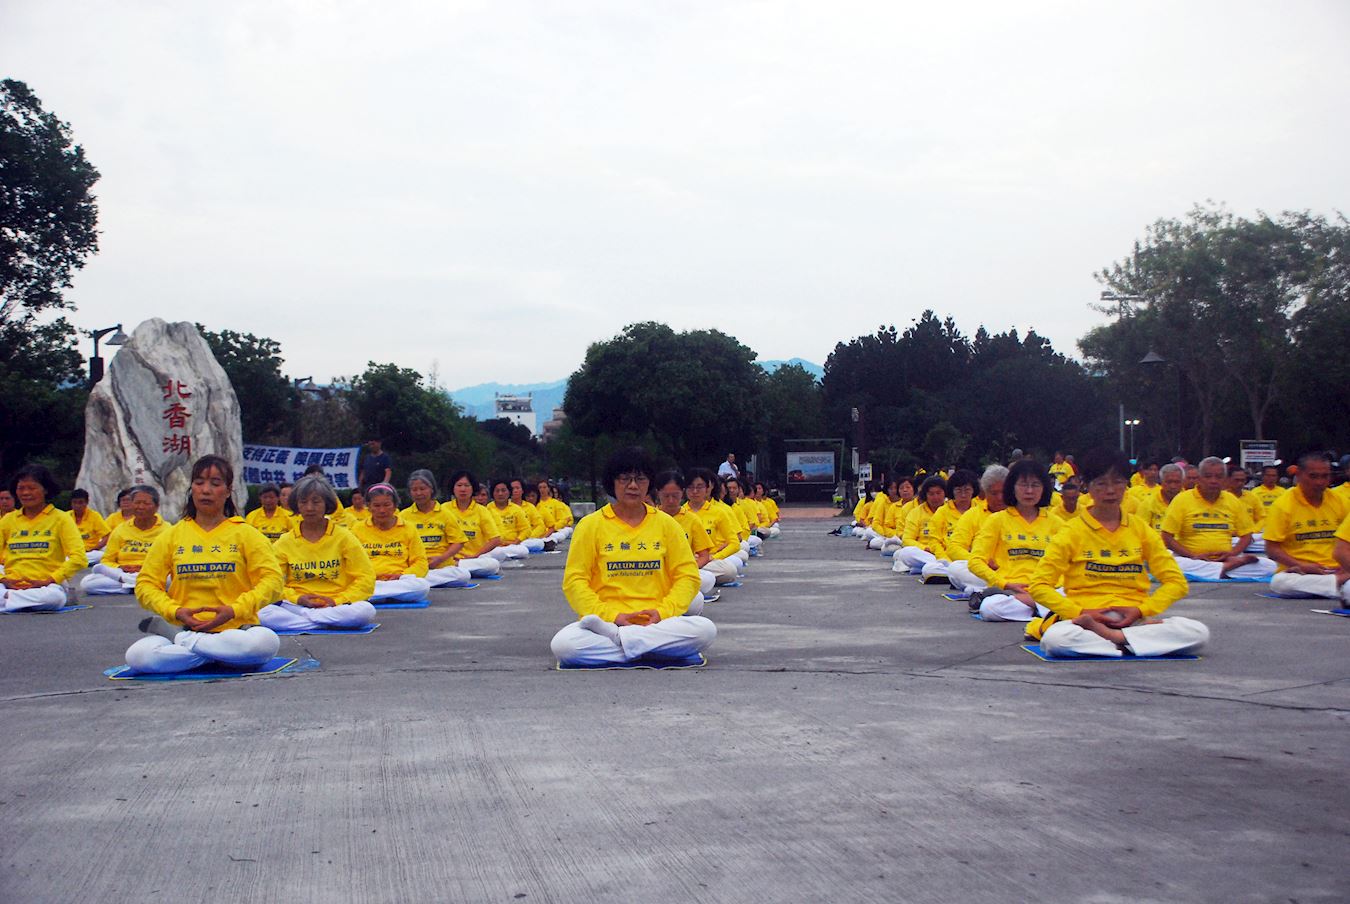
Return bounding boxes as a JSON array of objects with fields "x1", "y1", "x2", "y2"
[{"x1": 76, "y1": 319, "x2": 247, "y2": 522}]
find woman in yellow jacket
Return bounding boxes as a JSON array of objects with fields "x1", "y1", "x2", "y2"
[
  {"x1": 350, "y1": 484, "x2": 432, "y2": 603},
  {"x1": 551, "y1": 447, "x2": 714, "y2": 667},
  {"x1": 245, "y1": 484, "x2": 294, "y2": 541},
  {"x1": 967, "y1": 460, "x2": 1064, "y2": 622},
  {"x1": 486, "y1": 478, "x2": 532, "y2": 564},
  {"x1": 127, "y1": 456, "x2": 284, "y2": 673},
  {"x1": 258, "y1": 474, "x2": 378, "y2": 631},
  {"x1": 919, "y1": 470, "x2": 980, "y2": 583},
  {"x1": 445, "y1": 470, "x2": 504, "y2": 578},
  {"x1": 753, "y1": 482, "x2": 781, "y2": 539},
  {"x1": 510, "y1": 478, "x2": 552, "y2": 553},
  {"x1": 655, "y1": 469, "x2": 718, "y2": 604},
  {"x1": 80, "y1": 485, "x2": 169, "y2": 595},
  {"x1": 402, "y1": 470, "x2": 471, "y2": 587},
  {"x1": 682, "y1": 468, "x2": 744, "y2": 584},
  {"x1": 70, "y1": 488, "x2": 110, "y2": 565},
  {"x1": 725, "y1": 477, "x2": 764, "y2": 558},
  {"x1": 0, "y1": 465, "x2": 85, "y2": 611},
  {"x1": 893, "y1": 477, "x2": 947, "y2": 574},
  {"x1": 535, "y1": 479, "x2": 574, "y2": 541}
]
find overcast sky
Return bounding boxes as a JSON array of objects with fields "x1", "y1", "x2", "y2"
[{"x1": 6, "y1": 1, "x2": 1348, "y2": 389}]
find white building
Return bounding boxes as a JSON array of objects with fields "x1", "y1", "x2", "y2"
[{"x1": 494, "y1": 393, "x2": 537, "y2": 435}]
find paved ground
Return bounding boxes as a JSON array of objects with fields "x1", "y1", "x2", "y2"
[{"x1": 2, "y1": 513, "x2": 1347, "y2": 903}]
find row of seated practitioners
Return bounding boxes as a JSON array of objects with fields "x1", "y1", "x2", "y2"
[
  {"x1": 551, "y1": 453, "x2": 782, "y2": 667},
  {"x1": 848, "y1": 449, "x2": 1350, "y2": 657},
  {"x1": 0, "y1": 459, "x2": 574, "y2": 673}
]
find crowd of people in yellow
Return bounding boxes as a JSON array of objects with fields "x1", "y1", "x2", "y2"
[
  {"x1": 0, "y1": 445, "x2": 785, "y2": 671},
  {"x1": 846, "y1": 448, "x2": 1350, "y2": 658}
]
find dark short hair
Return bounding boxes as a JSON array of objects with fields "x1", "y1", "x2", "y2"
[
  {"x1": 1260, "y1": 464, "x2": 1279, "y2": 474},
  {"x1": 447, "y1": 470, "x2": 479, "y2": 494},
  {"x1": 918, "y1": 475, "x2": 946, "y2": 501},
  {"x1": 1003, "y1": 459, "x2": 1054, "y2": 508},
  {"x1": 184, "y1": 455, "x2": 238, "y2": 519},
  {"x1": 303, "y1": 464, "x2": 325, "y2": 476},
  {"x1": 1079, "y1": 447, "x2": 1133, "y2": 486},
  {"x1": 71, "y1": 488, "x2": 90, "y2": 502},
  {"x1": 686, "y1": 467, "x2": 716, "y2": 488},
  {"x1": 653, "y1": 469, "x2": 685, "y2": 491},
  {"x1": 895, "y1": 475, "x2": 916, "y2": 492},
  {"x1": 489, "y1": 477, "x2": 512, "y2": 495},
  {"x1": 259, "y1": 483, "x2": 281, "y2": 498},
  {"x1": 1296, "y1": 450, "x2": 1333, "y2": 470},
  {"x1": 10, "y1": 464, "x2": 60, "y2": 501},
  {"x1": 1138, "y1": 457, "x2": 1160, "y2": 470},
  {"x1": 602, "y1": 446, "x2": 656, "y2": 493},
  {"x1": 115, "y1": 488, "x2": 132, "y2": 503},
  {"x1": 945, "y1": 469, "x2": 979, "y2": 497}
]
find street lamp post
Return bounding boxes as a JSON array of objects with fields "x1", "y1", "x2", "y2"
[
  {"x1": 88, "y1": 324, "x2": 129, "y2": 388},
  {"x1": 1140, "y1": 350, "x2": 1181, "y2": 457},
  {"x1": 1126, "y1": 418, "x2": 1141, "y2": 461}
]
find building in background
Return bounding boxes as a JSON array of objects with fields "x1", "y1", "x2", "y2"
[
  {"x1": 494, "y1": 393, "x2": 536, "y2": 434},
  {"x1": 542, "y1": 407, "x2": 567, "y2": 442}
]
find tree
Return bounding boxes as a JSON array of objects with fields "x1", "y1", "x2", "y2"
[
  {"x1": 758, "y1": 363, "x2": 826, "y2": 470},
  {"x1": 0, "y1": 79, "x2": 100, "y2": 480},
  {"x1": 197, "y1": 325, "x2": 298, "y2": 444}
]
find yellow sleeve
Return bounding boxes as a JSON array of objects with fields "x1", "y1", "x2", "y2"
[
  {"x1": 53, "y1": 512, "x2": 87, "y2": 583},
  {"x1": 656, "y1": 517, "x2": 701, "y2": 620},
  {"x1": 231, "y1": 527, "x2": 286, "y2": 621},
  {"x1": 336, "y1": 529, "x2": 377, "y2": 604},
  {"x1": 1139, "y1": 524, "x2": 1188, "y2": 617},
  {"x1": 1159, "y1": 495, "x2": 1186, "y2": 537},
  {"x1": 710, "y1": 508, "x2": 739, "y2": 560},
  {"x1": 968, "y1": 516, "x2": 1004, "y2": 588},
  {"x1": 134, "y1": 529, "x2": 182, "y2": 623},
  {"x1": 1231, "y1": 498, "x2": 1254, "y2": 536},
  {"x1": 562, "y1": 515, "x2": 606, "y2": 618},
  {"x1": 406, "y1": 527, "x2": 429, "y2": 577},
  {"x1": 1030, "y1": 529, "x2": 1076, "y2": 617},
  {"x1": 901, "y1": 506, "x2": 922, "y2": 546},
  {"x1": 276, "y1": 540, "x2": 302, "y2": 604},
  {"x1": 102, "y1": 525, "x2": 127, "y2": 569}
]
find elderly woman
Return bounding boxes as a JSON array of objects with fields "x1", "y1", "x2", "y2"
[
  {"x1": 349, "y1": 484, "x2": 432, "y2": 603},
  {"x1": 0, "y1": 464, "x2": 85, "y2": 611},
  {"x1": 400, "y1": 469, "x2": 472, "y2": 587},
  {"x1": 918, "y1": 470, "x2": 980, "y2": 583},
  {"x1": 80, "y1": 485, "x2": 169, "y2": 595},
  {"x1": 551, "y1": 447, "x2": 715, "y2": 667},
  {"x1": 968, "y1": 460, "x2": 1065, "y2": 622},
  {"x1": 258, "y1": 474, "x2": 378, "y2": 630},
  {"x1": 946, "y1": 465, "x2": 1008, "y2": 593},
  {"x1": 128, "y1": 456, "x2": 283, "y2": 673}
]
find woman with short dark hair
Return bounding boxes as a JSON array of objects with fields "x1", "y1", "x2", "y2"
[{"x1": 0, "y1": 464, "x2": 85, "y2": 611}]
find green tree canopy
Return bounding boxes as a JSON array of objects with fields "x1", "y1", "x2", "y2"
[{"x1": 197, "y1": 325, "x2": 299, "y2": 444}]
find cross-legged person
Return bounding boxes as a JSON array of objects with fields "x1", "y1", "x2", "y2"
[
  {"x1": 486, "y1": 479, "x2": 532, "y2": 563},
  {"x1": 682, "y1": 468, "x2": 744, "y2": 585},
  {"x1": 946, "y1": 465, "x2": 1008, "y2": 593},
  {"x1": 1161, "y1": 456, "x2": 1274, "y2": 581},
  {"x1": 401, "y1": 470, "x2": 472, "y2": 587},
  {"x1": 919, "y1": 470, "x2": 979, "y2": 583},
  {"x1": 893, "y1": 477, "x2": 946, "y2": 574},
  {"x1": 259, "y1": 474, "x2": 378, "y2": 631},
  {"x1": 654, "y1": 469, "x2": 717, "y2": 609},
  {"x1": 349, "y1": 484, "x2": 433, "y2": 603},
  {"x1": 441, "y1": 470, "x2": 504, "y2": 578},
  {"x1": 1263, "y1": 451, "x2": 1350, "y2": 602},
  {"x1": 127, "y1": 456, "x2": 284, "y2": 673},
  {"x1": 80, "y1": 486, "x2": 169, "y2": 595},
  {"x1": 968, "y1": 460, "x2": 1063, "y2": 622},
  {"x1": 511, "y1": 479, "x2": 553, "y2": 553},
  {"x1": 551, "y1": 447, "x2": 715, "y2": 667},
  {"x1": 536, "y1": 479, "x2": 574, "y2": 542},
  {"x1": 70, "y1": 488, "x2": 110, "y2": 565},
  {"x1": 1029, "y1": 448, "x2": 1206, "y2": 658},
  {"x1": 0, "y1": 465, "x2": 85, "y2": 611}
]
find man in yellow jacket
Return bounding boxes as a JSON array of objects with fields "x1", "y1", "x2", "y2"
[{"x1": 1263, "y1": 451, "x2": 1350, "y2": 602}]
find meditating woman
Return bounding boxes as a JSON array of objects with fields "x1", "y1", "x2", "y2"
[
  {"x1": 127, "y1": 456, "x2": 283, "y2": 673},
  {"x1": 445, "y1": 470, "x2": 503, "y2": 578},
  {"x1": 339, "y1": 487, "x2": 372, "y2": 529},
  {"x1": 946, "y1": 465, "x2": 1008, "y2": 593},
  {"x1": 1028, "y1": 448, "x2": 1206, "y2": 657},
  {"x1": 510, "y1": 478, "x2": 551, "y2": 552},
  {"x1": 70, "y1": 489, "x2": 110, "y2": 565},
  {"x1": 967, "y1": 460, "x2": 1064, "y2": 622},
  {"x1": 893, "y1": 476, "x2": 947, "y2": 574},
  {"x1": 535, "y1": 478, "x2": 574, "y2": 541},
  {"x1": 80, "y1": 485, "x2": 169, "y2": 595},
  {"x1": 487, "y1": 478, "x2": 532, "y2": 563},
  {"x1": 258, "y1": 474, "x2": 377, "y2": 631},
  {"x1": 683, "y1": 468, "x2": 743, "y2": 585},
  {"x1": 245, "y1": 483, "x2": 294, "y2": 541},
  {"x1": 724, "y1": 477, "x2": 764, "y2": 557},
  {"x1": 654, "y1": 469, "x2": 717, "y2": 607},
  {"x1": 401, "y1": 470, "x2": 472, "y2": 587},
  {"x1": 753, "y1": 482, "x2": 781, "y2": 538},
  {"x1": 349, "y1": 484, "x2": 432, "y2": 603},
  {"x1": 551, "y1": 447, "x2": 715, "y2": 666},
  {"x1": 103, "y1": 489, "x2": 133, "y2": 532},
  {"x1": 0, "y1": 464, "x2": 85, "y2": 611},
  {"x1": 918, "y1": 470, "x2": 979, "y2": 582}
]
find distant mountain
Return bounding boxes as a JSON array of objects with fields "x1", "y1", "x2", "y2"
[{"x1": 759, "y1": 358, "x2": 824, "y2": 380}]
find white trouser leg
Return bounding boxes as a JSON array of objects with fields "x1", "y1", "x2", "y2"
[
  {"x1": 81, "y1": 567, "x2": 134, "y2": 595},
  {"x1": 862, "y1": 527, "x2": 878, "y2": 542},
  {"x1": 372, "y1": 575, "x2": 432, "y2": 602},
  {"x1": 747, "y1": 535, "x2": 763, "y2": 550},
  {"x1": 920, "y1": 560, "x2": 950, "y2": 581},
  {"x1": 1246, "y1": 533, "x2": 1265, "y2": 553},
  {"x1": 867, "y1": 535, "x2": 885, "y2": 550},
  {"x1": 1269, "y1": 572, "x2": 1342, "y2": 600},
  {"x1": 1223, "y1": 556, "x2": 1278, "y2": 579},
  {"x1": 551, "y1": 616, "x2": 716, "y2": 665},
  {"x1": 704, "y1": 558, "x2": 739, "y2": 584},
  {"x1": 126, "y1": 626, "x2": 281, "y2": 673},
  {"x1": 1119, "y1": 616, "x2": 1209, "y2": 657},
  {"x1": 86, "y1": 549, "x2": 104, "y2": 565},
  {"x1": 2, "y1": 584, "x2": 69, "y2": 611},
  {"x1": 978, "y1": 594, "x2": 1048, "y2": 622},
  {"x1": 486, "y1": 547, "x2": 512, "y2": 562},
  {"x1": 1039, "y1": 621, "x2": 1125, "y2": 657},
  {"x1": 260, "y1": 600, "x2": 377, "y2": 630},
  {"x1": 699, "y1": 569, "x2": 715, "y2": 595},
  {"x1": 1173, "y1": 555, "x2": 1225, "y2": 581},
  {"x1": 768, "y1": 525, "x2": 781, "y2": 539},
  {"x1": 851, "y1": 526, "x2": 866, "y2": 537},
  {"x1": 730, "y1": 553, "x2": 747, "y2": 575},
  {"x1": 125, "y1": 636, "x2": 208, "y2": 673},
  {"x1": 947, "y1": 561, "x2": 986, "y2": 592},
  {"x1": 426, "y1": 565, "x2": 472, "y2": 587},
  {"x1": 457, "y1": 556, "x2": 500, "y2": 577},
  {"x1": 685, "y1": 592, "x2": 704, "y2": 616},
  {"x1": 893, "y1": 547, "x2": 935, "y2": 573},
  {"x1": 523, "y1": 538, "x2": 546, "y2": 553}
]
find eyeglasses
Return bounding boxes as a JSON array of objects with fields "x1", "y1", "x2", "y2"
[{"x1": 617, "y1": 473, "x2": 650, "y2": 485}]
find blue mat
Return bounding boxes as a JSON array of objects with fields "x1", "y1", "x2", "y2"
[
  {"x1": 969, "y1": 612, "x2": 984, "y2": 620},
  {"x1": 104, "y1": 656, "x2": 301, "y2": 681},
  {"x1": 1258, "y1": 591, "x2": 1324, "y2": 600},
  {"x1": 1021, "y1": 643, "x2": 1200, "y2": 663},
  {"x1": 1312, "y1": 608, "x2": 1350, "y2": 618},
  {"x1": 880, "y1": 549, "x2": 895, "y2": 557},
  {"x1": 720, "y1": 580, "x2": 742, "y2": 588},
  {"x1": 478, "y1": 574, "x2": 503, "y2": 581},
  {"x1": 431, "y1": 581, "x2": 479, "y2": 590},
  {"x1": 558, "y1": 652, "x2": 707, "y2": 671},
  {"x1": 272, "y1": 623, "x2": 379, "y2": 636},
  {"x1": 1186, "y1": 575, "x2": 1269, "y2": 584},
  {"x1": 2, "y1": 604, "x2": 91, "y2": 614},
  {"x1": 943, "y1": 591, "x2": 971, "y2": 601},
  {"x1": 372, "y1": 599, "x2": 430, "y2": 609}
]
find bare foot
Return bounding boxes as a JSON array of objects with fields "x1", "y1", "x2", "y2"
[
  {"x1": 1220, "y1": 554, "x2": 1257, "y2": 577},
  {"x1": 1073, "y1": 614, "x2": 1126, "y2": 646}
]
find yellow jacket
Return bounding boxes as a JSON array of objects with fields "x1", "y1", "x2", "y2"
[
  {"x1": 853, "y1": 496, "x2": 871, "y2": 524},
  {"x1": 945, "y1": 502, "x2": 993, "y2": 562},
  {"x1": 761, "y1": 498, "x2": 780, "y2": 523},
  {"x1": 0, "y1": 505, "x2": 86, "y2": 583},
  {"x1": 273, "y1": 520, "x2": 376, "y2": 605},
  {"x1": 1030, "y1": 508, "x2": 1187, "y2": 619},
  {"x1": 1133, "y1": 487, "x2": 1177, "y2": 533},
  {"x1": 926, "y1": 500, "x2": 976, "y2": 559},
  {"x1": 350, "y1": 518, "x2": 429, "y2": 577},
  {"x1": 520, "y1": 500, "x2": 549, "y2": 539},
  {"x1": 1159, "y1": 489, "x2": 1254, "y2": 556},
  {"x1": 134, "y1": 517, "x2": 284, "y2": 630},
  {"x1": 682, "y1": 500, "x2": 741, "y2": 560},
  {"x1": 969, "y1": 508, "x2": 1064, "y2": 589},
  {"x1": 562, "y1": 504, "x2": 700, "y2": 622},
  {"x1": 245, "y1": 507, "x2": 295, "y2": 542},
  {"x1": 902, "y1": 503, "x2": 944, "y2": 555},
  {"x1": 539, "y1": 497, "x2": 574, "y2": 532},
  {"x1": 491, "y1": 502, "x2": 532, "y2": 544},
  {"x1": 724, "y1": 500, "x2": 751, "y2": 540},
  {"x1": 671, "y1": 509, "x2": 714, "y2": 556},
  {"x1": 1262, "y1": 486, "x2": 1348, "y2": 571},
  {"x1": 73, "y1": 508, "x2": 110, "y2": 551},
  {"x1": 446, "y1": 501, "x2": 502, "y2": 558},
  {"x1": 338, "y1": 507, "x2": 373, "y2": 531},
  {"x1": 399, "y1": 502, "x2": 467, "y2": 557},
  {"x1": 102, "y1": 518, "x2": 171, "y2": 569}
]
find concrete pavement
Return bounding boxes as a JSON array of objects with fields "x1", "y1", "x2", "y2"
[{"x1": 1, "y1": 515, "x2": 1346, "y2": 903}]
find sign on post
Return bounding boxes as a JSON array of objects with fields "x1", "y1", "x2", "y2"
[
  {"x1": 241, "y1": 444, "x2": 361, "y2": 490},
  {"x1": 1239, "y1": 440, "x2": 1278, "y2": 472}
]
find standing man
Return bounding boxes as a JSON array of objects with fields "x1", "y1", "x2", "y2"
[
  {"x1": 359, "y1": 438, "x2": 393, "y2": 490},
  {"x1": 717, "y1": 453, "x2": 739, "y2": 482}
]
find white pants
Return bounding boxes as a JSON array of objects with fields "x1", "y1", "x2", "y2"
[
  {"x1": 731, "y1": 553, "x2": 747, "y2": 575},
  {"x1": 851, "y1": 526, "x2": 867, "y2": 538},
  {"x1": 947, "y1": 561, "x2": 985, "y2": 593},
  {"x1": 867, "y1": 534, "x2": 899, "y2": 550},
  {"x1": 523, "y1": 538, "x2": 546, "y2": 553},
  {"x1": 978, "y1": 593, "x2": 1049, "y2": 622},
  {"x1": 81, "y1": 563, "x2": 137, "y2": 595},
  {"x1": 1, "y1": 583, "x2": 69, "y2": 611},
  {"x1": 488, "y1": 544, "x2": 530, "y2": 561},
  {"x1": 1173, "y1": 553, "x2": 1277, "y2": 581},
  {"x1": 768, "y1": 525, "x2": 781, "y2": 539},
  {"x1": 698, "y1": 569, "x2": 715, "y2": 595},
  {"x1": 1269, "y1": 572, "x2": 1350, "y2": 602},
  {"x1": 1041, "y1": 616, "x2": 1209, "y2": 658},
  {"x1": 124, "y1": 626, "x2": 281, "y2": 674},
  {"x1": 550, "y1": 615, "x2": 716, "y2": 666},
  {"x1": 704, "y1": 558, "x2": 739, "y2": 584},
  {"x1": 550, "y1": 526, "x2": 573, "y2": 541},
  {"x1": 1246, "y1": 533, "x2": 1265, "y2": 554},
  {"x1": 86, "y1": 549, "x2": 104, "y2": 565},
  {"x1": 920, "y1": 559, "x2": 951, "y2": 582},
  {"x1": 457, "y1": 555, "x2": 500, "y2": 578},
  {"x1": 426, "y1": 564, "x2": 473, "y2": 587},
  {"x1": 685, "y1": 592, "x2": 705, "y2": 616},
  {"x1": 259, "y1": 600, "x2": 377, "y2": 631},
  {"x1": 372, "y1": 575, "x2": 432, "y2": 602},
  {"x1": 893, "y1": 547, "x2": 936, "y2": 573}
]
